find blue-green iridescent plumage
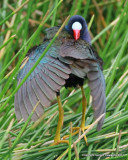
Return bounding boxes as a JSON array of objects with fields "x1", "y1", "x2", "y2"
[{"x1": 15, "y1": 16, "x2": 106, "y2": 131}]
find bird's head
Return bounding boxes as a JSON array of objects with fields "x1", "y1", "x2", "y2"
[{"x1": 65, "y1": 15, "x2": 91, "y2": 43}]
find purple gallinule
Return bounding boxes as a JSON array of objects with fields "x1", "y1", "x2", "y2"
[{"x1": 15, "y1": 15, "x2": 106, "y2": 145}]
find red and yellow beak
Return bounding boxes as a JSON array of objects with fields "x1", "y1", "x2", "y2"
[{"x1": 73, "y1": 29, "x2": 80, "y2": 40}]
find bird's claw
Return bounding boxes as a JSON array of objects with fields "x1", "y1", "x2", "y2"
[
  {"x1": 50, "y1": 139, "x2": 69, "y2": 146},
  {"x1": 63, "y1": 125, "x2": 91, "y2": 145}
]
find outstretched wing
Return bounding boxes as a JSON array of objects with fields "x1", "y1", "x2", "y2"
[
  {"x1": 15, "y1": 43, "x2": 71, "y2": 121},
  {"x1": 15, "y1": 27, "x2": 106, "y2": 130}
]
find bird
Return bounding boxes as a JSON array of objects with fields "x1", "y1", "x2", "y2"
[{"x1": 14, "y1": 15, "x2": 106, "y2": 145}]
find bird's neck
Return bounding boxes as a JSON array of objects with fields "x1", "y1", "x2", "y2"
[{"x1": 81, "y1": 30, "x2": 91, "y2": 44}]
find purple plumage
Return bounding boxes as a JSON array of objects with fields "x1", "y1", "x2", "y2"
[{"x1": 15, "y1": 15, "x2": 106, "y2": 131}]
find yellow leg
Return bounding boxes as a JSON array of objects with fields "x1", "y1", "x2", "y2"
[
  {"x1": 80, "y1": 86, "x2": 88, "y2": 144},
  {"x1": 63, "y1": 86, "x2": 90, "y2": 145},
  {"x1": 52, "y1": 95, "x2": 68, "y2": 145},
  {"x1": 39, "y1": 96, "x2": 68, "y2": 151},
  {"x1": 54, "y1": 95, "x2": 64, "y2": 142},
  {"x1": 80, "y1": 86, "x2": 86, "y2": 129}
]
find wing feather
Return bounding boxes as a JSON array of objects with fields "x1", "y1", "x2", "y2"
[
  {"x1": 35, "y1": 74, "x2": 56, "y2": 100},
  {"x1": 88, "y1": 78, "x2": 100, "y2": 90},
  {"x1": 87, "y1": 67, "x2": 106, "y2": 131},
  {"x1": 91, "y1": 80, "x2": 102, "y2": 100},
  {"x1": 23, "y1": 82, "x2": 39, "y2": 121},
  {"x1": 46, "y1": 64, "x2": 69, "y2": 79},
  {"x1": 27, "y1": 80, "x2": 44, "y2": 118},
  {"x1": 31, "y1": 78, "x2": 50, "y2": 107},
  {"x1": 22, "y1": 82, "x2": 31, "y2": 119},
  {"x1": 43, "y1": 66, "x2": 66, "y2": 85},
  {"x1": 15, "y1": 43, "x2": 72, "y2": 121},
  {"x1": 39, "y1": 70, "x2": 61, "y2": 91},
  {"x1": 26, "y1": 81, "x2": 40, "y2": 120},
  {"x1": 87, "y1": 71, "x2": 99, "y2": 81},
  {"x1": 19, "y1": 86, "x2": 29, "y2": 121}
]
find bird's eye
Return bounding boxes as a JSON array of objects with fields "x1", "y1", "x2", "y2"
[{"x1": 72, "y1": 21, "x2": 82, "y2": 30}]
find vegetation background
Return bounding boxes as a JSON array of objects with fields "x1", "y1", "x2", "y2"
[{"x1": 0, "y1": 0, "x2": 128, "y2": 159}]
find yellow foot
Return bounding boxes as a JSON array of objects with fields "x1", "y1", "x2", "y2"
[
  {"x1": 63, "y1": 125, "x2": 91, "y2": 145},
  {"x1": 50, "y1": 139, "x2": 69, "y2": 146}
]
